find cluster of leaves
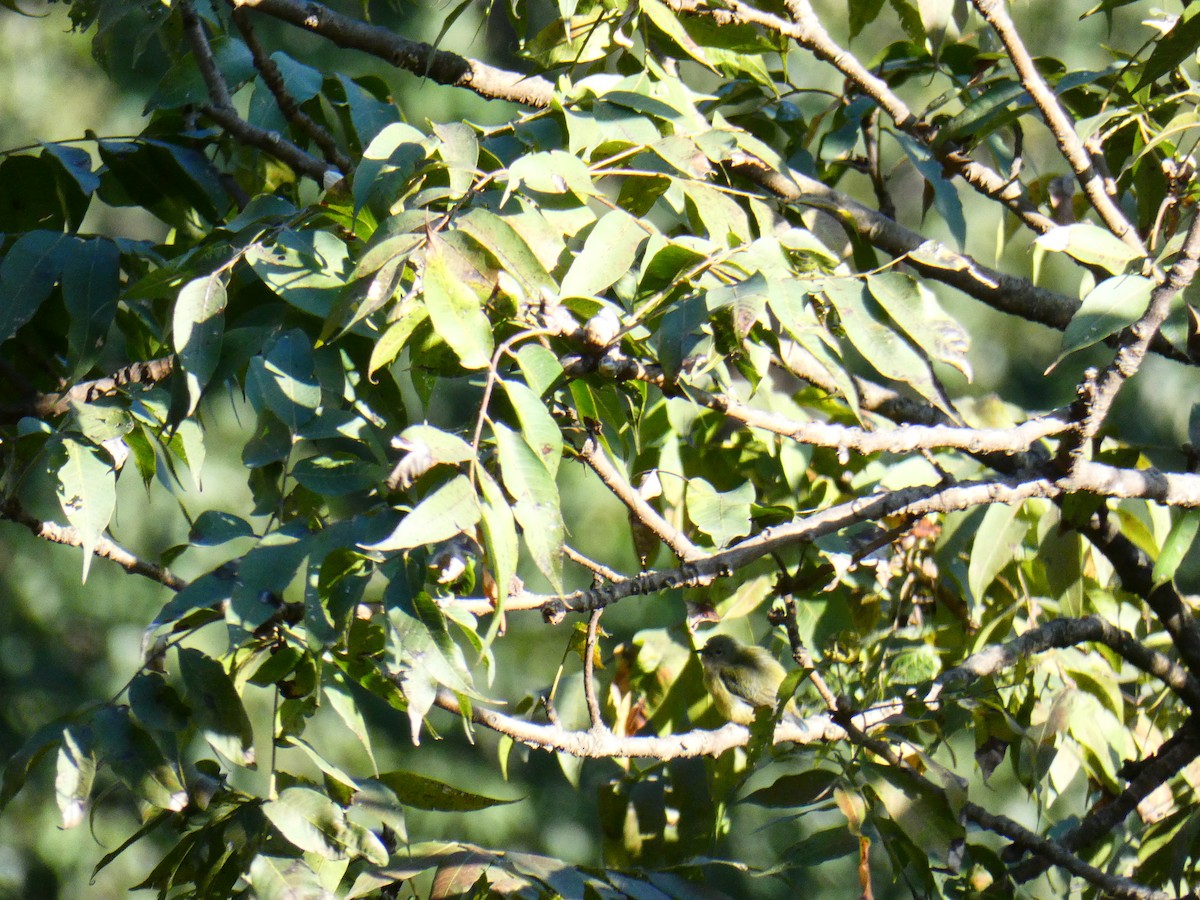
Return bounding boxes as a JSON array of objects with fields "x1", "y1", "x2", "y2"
[{"x1": 4, "y1": 0, "x2": 1200, "y2": 897}]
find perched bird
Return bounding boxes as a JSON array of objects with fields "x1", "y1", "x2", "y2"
[{"x1": 698, "y1": 634, "x2": 791, "y2": 725}]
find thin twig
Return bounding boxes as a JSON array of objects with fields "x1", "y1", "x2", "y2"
[
  {"x1": 576, "y1": 435, "x2": 705, "y2": 563},
  {"x1": 179, "y1": 2, "x2": 338, "y2": 185},
  {"x1": 583, "y1": 609, "x2": 606, "y2": 732},
  {"x1": 229, "y1": 5, "x2": 353, "y2": 174}
]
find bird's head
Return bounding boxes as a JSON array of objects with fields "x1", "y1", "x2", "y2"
[{"x1": 698, "y1": 634, "x2": 740, "y2": 664}]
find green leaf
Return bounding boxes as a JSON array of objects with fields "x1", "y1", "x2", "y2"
[
  {"x1": 1, "y1": 719, "x2": 66, "y2": 811},
  {"x1": 177, "y1": 648, "x2": 257, "y2": 767},
  {"x1": 478, "y1": 469, "x2": 518, "y2": 627},
  {"x1": 92, "y1": 707, "x2": 188, "y2": 812},
  {"x1": 639, "y1": 0, "x2": 715, "y2": 70},
  {"x1": 173, "y1": 273, "x2": 227, "y2": 416},
  {"x1": 190, "y1": 510, "x2": 256, "y2": 546},
  {"x1": 422, "y1": 233, "x2": 494, "y2": 370},
  {"x1": 1135, "y1": 6, "x2": 1200, "y2": 90},
  {"x1": 1035, "y1": 224, "x2": 1144, "y2": 275},
  {"x1": 967, "y1": 503, "x2": 1027, "y2": 607},
  {"x1": 507, "y1": 151, "x2": 594, "y2": 198},
  {"x1": 324, "y1": 669, "x2": 377, "y2": 772},
  {"x1": 368, "y1": 301, "x2": 429, "y2": 376},
  {"x1": 493, "y1": 422, "x2": 563, "y2": 591},
  {"x1": 686, "y1": 478, "x2": 754, "y2": 548},
  {"x1": 823, "y1": 278, "x2": 948, "y2": 412},
  {"x1": 0, "y1": 230, "x2": 69, "y2": 344},
  {"x1": 55, "y1": 727, "x2": 96, "y2": 829},
  {"x1": 1153, "y1": 508, "x2": 1200, "y2": 587},
  {"x1": 892, "y1": 132, "x2": 966, "y2": 247},
  {"x1": 247, "y1": 329, "x2": 322, "y2": 429},
  {"x1": 560, "y1": 209, "x2": 648, "y2": 299},
  {"x1": 867, "y1": 272, "x2": 971, "y2": 380},
  {"x1": 362, "y1": 475, "x2": 481, "y2": 552},
  {"x1": 246, "y1": 229, "x2": 350, "y2": 318},
  {"x1": 293, "y1": 453, "x2": 384, "y2": 495},
  {"x1": 354, "y1": 121, "x2": 427, "y2": 214},
  {"x1": 55, "y1": 436, "x2": 116, "y2": 583},
  {"x1": 63, "y1": 237, "x2": 120, "y2": 377},
  {"x1": 1051, "y1": 275, "x2": 1154, "y2": 370},
  {"x1": 248, "y1": 855, "x2": 328, "y2": 900},
  {"x1": 742, "y1": 769, "x2": 838, "y2": 808},
  {"x1": 375, "y1": 770, "x2": 520, "y2": 811},
  {"x1": 502, "y1": 379, "x2": 562, "y2": 476},
  {"x1": 263, "y1": 786, "x2": 388, "y2": 864},
  {"x1": 455, "y1": 208, "x2": 555, "y2": 300}
]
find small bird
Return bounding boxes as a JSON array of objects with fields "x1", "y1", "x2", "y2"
[{"x1": 698, "y1": 634, "x2": 790, "y2": 725}]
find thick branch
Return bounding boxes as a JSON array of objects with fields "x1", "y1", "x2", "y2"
[
  {"x1": 936, "y1": 615, "x2": 1200, "y2": 709},
  {"x1": 1011, "y1": 720, "x2": 1200, "y2": 883},
  {"x1": 0, "y1": 357, "x2": 175, "y2": 424},
  {"x1": 734, "y1": 157, "x2": 1189, "y2": 365},
  {"x1": 230, "y1": 5, "x2": 353, "y2": 174},
  {"x1": 232, "y1": 0, "x2": 554, "y2": 107}
]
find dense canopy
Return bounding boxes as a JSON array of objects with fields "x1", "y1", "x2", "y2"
[{"x1": 4, "y1": 0, "x2": 1200, "y2": 897}]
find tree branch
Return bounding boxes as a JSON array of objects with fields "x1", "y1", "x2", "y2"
[
  {"x1": 935, "y1": 615, "x2": 1200, "y2": 710},
  {"x1": 1011, "y1": 719, "x2": 1200, "y2": 883},
  {"x1": 231, "y1": 0, "x2": 554, "y2": 108},
  {"x1": 971, "y1": 0, "x2": 1145, "y2": 254},
  {"x1": 1058, "y1": 213, "x2": 1200, "y2": 470},
  {"x1": 0, "y1": 499, "x2": 185, "y2": 592},
  {"x1": 180, "y1": 1, "x2": 339, "y2": 185},
  {"x1": 229, "y1": 4, "x2": 353, "y2": 174},
  {"x1": 0, "y1": 357, "x2": 175, "y2": 424},
  {"x1": 576, "y1": 434, "x2": 704, "y2": 562}
]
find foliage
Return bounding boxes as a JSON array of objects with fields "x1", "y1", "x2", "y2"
[{"x1": 3, "y1": 0, "x2": 1200, "y2": 897}]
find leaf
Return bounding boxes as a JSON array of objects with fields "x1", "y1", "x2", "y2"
[
  {"x1": 0, "y1": 230, "x2": 69, "y2": 344},
  {"x1": 1, "y1": 720, "x2": 66, "y2": 811},
  {"x1": 246, "y1": 229, "x2": 350, "y2": 318},
  {"x1": 507, "y1": 151, "x2": 594, "y2": 198},
  {"x1": 639, "y1": 0, "x2": 715, "y2": 70},
  {"x1": 1050, "y1": 275, "x2": 1154, "y2": 371},
  {"x1": 190, "y1": 510, "x2": 256, "y2": 546},
  {"x1": 362, "y1": 475, "x2": 481, "y2": 552},
  {"x1": 172, "y1": 273, "x2": 228, "y2": 416},
  {"x1": 55, "y1": 436, "x2": 116, "y2": 583},
  {"x1": 686, "y1": 478, "x2": 754, "y2": 548},
  {"x1": 55, "y1": 727, "x2": 96, "y2": 829},
  {"x1": 1135, "y1": 6, "x2": 1200, "y2": 90},
  {"x1": 63, "y1": 237, "x2": 120, "y2": 377},
  {"x1": 177, "y1": 648, "x2": 257, "y2": 767},
  {"x1": 248, "y1": 855, "x2": 328, "y2": 900},
  {"x1": 892, "y1": 132, "x2": 966, "y2": 248},
  {"x1": 478, "y1": 469, "x2": 518, "y2": 625},
  {"x1": 293, "y1": 454, "x2": 384, "y2": 495},
  {"x1": 454, "y1": 208, "x2": 555, "y2": 300},
  {"x1": 502, "y1": 379, "x2": 563, "y2": 476},
  {"x1": 263, "y1": 786, "x2": 388, "y2": 865},
  {"x1": 560, "y1": 209, "x2": 647, "y2": 299},
  {"x1": 493, "y1": 422, "x2": 564, "y2": 591},
  {"x1": 868, "y1": 272, "x2": 972, "y2": 380},
  {"x1": 422, "y1": 233, "x2": 494, "y2": 370},
  {"x1": 91, "y1": 707, "x2": 188, "y2": 812},
  {"x1": 823, "y1": 278, "x2": 949, "y2": 413},
  {"x1": 1153, "y1": 508, "x2": 1200, "y2": 587},
  {"x1": 1035, "y1": 224, "x2": 1143, "y2": 275},
  {"x1": 375, "y1": 770, "x2": 520, "y2": 811},
  {"x1": 325, "y1": 669, "x2": 377, "y2": 772},
  {"x1": 967, "y1": 503, "x2": 1027, "y2": 607},
  {"x1": 742, "y1": 769, "x2": 837, "y2": 808},
  {"x1": 368, "y1": 301, "x2": 429, "y2": 376},
  {"x1": 247, "y1": 328, "x2": 322, "y2": 429}
]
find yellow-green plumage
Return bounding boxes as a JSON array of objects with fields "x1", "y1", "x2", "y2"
[{"x1": 698, "y1": 634, "x2": 788, "y2": 725}]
